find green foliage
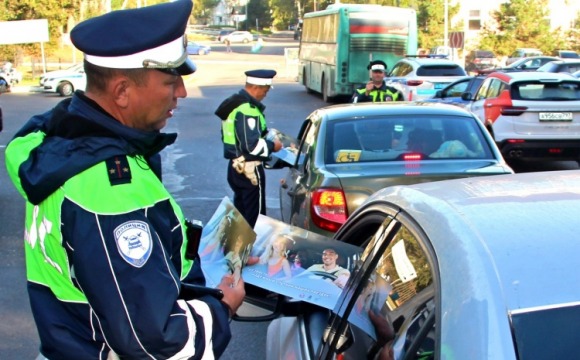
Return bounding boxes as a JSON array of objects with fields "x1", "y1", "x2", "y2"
[
  {"x1": 192, "y1": 0, "x2": 221, "y2": 24},
  {"x1": 270, "y1": 0, "x2": 296, "y2": 30},
  {"x1": 244, "y1": 0, "x2": 272, "y2": 30},
  {"x1": 476, "y1": 0, "x2": 570, "y2": 56}
]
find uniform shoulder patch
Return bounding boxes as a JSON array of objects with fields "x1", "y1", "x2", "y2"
[
  {"x1": 114, "y1": 221, "x2": 153, "y2": 267},
  {"x1": 106, "y1": 156, "x2": 132, "y2": 186},
  {"x1": 247, "y1": 117, "x2": 256, "y2": 130}
]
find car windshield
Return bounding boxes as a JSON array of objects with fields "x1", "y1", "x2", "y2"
[
  {"x1": 416, "y1": 65, "x2": 466, "y2": 76},
  {"x1": 513, "y1": 81, "x2": 580, "y2": 101},
  {"x1": 325, "y1": 115, "x2": 493, "y2": 164},
  {"x1": 511, "y1": 304, "x2": 580, "y2": 359}
]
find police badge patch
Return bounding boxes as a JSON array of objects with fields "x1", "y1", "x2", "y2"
[
  {"x1": 247, "y1": 117, "x2": 256, "y2": 130},
  {"x1": 114, "y1": 221, "x2": 153, "y2": 267}
]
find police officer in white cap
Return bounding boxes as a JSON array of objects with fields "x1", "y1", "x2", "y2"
[
  {"x1": 352, "y1": 60, "x2": 405, "y2": 103},
  {"x1": 215, "y1": 69, "x2": 282, "y2": 228},
  {"x1": 5, "y1": 1, "x2": 245, "y2": 359}
]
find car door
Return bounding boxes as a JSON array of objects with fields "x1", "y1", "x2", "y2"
[
  {"x1": 279, "y1": 118, "x2": 316, "y2": 224},
  {"x1": 317, "y1": 209, "x2": 438, "y2": 360},
  {"x1": 467, "y1": 77, "x2": 492, "y2": 121}
]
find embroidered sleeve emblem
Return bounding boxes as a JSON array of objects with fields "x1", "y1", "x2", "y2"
[{"x1": 114, "y1": 221, "x2": 153, "y2": 267}]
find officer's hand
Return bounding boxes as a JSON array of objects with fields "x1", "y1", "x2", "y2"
[
  {"x1": 218, "y1": 274, "x2": 245, "y2": 317},
  {"x1": 365, "y1": 81, "x2": 375, "y2": 93},
  {"x1": 273, "y1": 139, "x2": 283, "y2": 152}
]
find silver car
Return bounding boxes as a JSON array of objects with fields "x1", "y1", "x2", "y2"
[
  {"x1": 463, "y1": 71, "x2": 580, "y2": 164},
  {"x1": 385, "y1": 56, "x2": 468, "y2": 101},
  {"x1": 243, "y1": 170, "x2": 580, "y2": 359}
]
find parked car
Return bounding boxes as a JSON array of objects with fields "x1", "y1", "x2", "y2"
[
  {"x1": 536, "y1": 59, "x2": 580, "y2": 74},
  {"x1": 505, "y1": 48, "x2": 543, "y2": 65},
  {"x1": 222, "y1": 31, "x2": 253, "y2": 44},
  {"x1": 385, "y1": 55, "x2": 468, "y2": 100},
  {"x1": 552, "y1": 49, "x2": 579, "y2": 58},
  {"x1": 464, "y1": 49, "x2": 497, "y2": 74},
  {"x1": 463, "y1": 71, "x2": 580, "y2": 163},
  {"x1": 217, "y1": 29, "x2": 235, "y2": 42},
  {"x1": 244, "y1": 169, "x2": 580, "y2": 360},
  {"x1": 480, "y1": 56, "x2": 560, "y2": 74},
  {"x1": 273, "y1": 102, "x2": 513, "y2": 237},
  {"x1": 422, "y1": 75, "x2": 485, "y2": 108},
  {"x1": 573, "y1": 70, "x2": 580, "y2": 78},
  {"x1": 0, "y1": 98, "x2": 3, "y2": 132},
  {"x1": 40, "y1": 63, "x2": 86, "y2": 97},
  {"x1": 2, "y1": 68, "x2": 22, "y2": 85},
  {"x1": 186, "y1": 41, "x2": 211, "y2": 55}
]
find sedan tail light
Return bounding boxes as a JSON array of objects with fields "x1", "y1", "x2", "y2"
[
  {"x1": 310, "y1": 189, "x2": 348, "y2": 232},
  {"x1": 406, "y1": 80, "x2": 424, "y2": 86},
  {"x1": 500, "y1": 106, "x2": 528, "y2": 116}
]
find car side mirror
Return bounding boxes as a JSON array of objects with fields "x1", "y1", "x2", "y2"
[
  {"x1": 435, "y1": 90, "x2": 443, "y2": 98},
  {"x1": 461, "y1": 92, "x2": 473, "y2": 101}
]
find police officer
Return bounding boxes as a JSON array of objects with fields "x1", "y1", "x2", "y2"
[
  {"x1": 352, "y1": 60, "x2": 405, "y2": 103},
  {"x1": 4, "y1": 1, "x2": 245, "y2": 359},
  {"x1": 215, "y1": 69, "x2": 282, "y2": 228}
]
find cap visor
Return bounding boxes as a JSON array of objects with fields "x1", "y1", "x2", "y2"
[{"x1": 177, "y1": 58, "x2": 196, "y2": 75}]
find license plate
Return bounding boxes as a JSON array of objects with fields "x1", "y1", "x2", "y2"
[
  {"x1": 433, "y1": 83, "x2": 445, "y2": 89},
  {"x1": 539, "y1": 112, "x2": 573, "y2": 121}
]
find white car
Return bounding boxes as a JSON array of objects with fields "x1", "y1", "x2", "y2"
[
  {"x1": 40, "y1": 63, "x2": 87, "y2": 96},
  {"x1": 463, "y1": 71, "x2": 580, "y2": 163},
  {"x1": 385, "y1": 55, "x2": 468, "y2": 101},
  {"x1": 222, "y1": 31, "x2": 253, "y2": 44}
]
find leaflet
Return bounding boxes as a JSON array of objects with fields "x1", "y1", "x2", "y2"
[
  {"x1": 197, "y1": 199, "x2": 384, "y2": 340},
  {"x1": 266, "y1": 128, "x2": 299, "y2": 166}
]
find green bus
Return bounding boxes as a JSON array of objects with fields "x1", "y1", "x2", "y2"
[{"x1": 298, "y1": 4, "x2": 418, "y2": 102}]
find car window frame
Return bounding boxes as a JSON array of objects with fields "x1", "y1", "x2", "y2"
[{"x1": 319, "y1": 207, "x2": 440, "y2": 360}]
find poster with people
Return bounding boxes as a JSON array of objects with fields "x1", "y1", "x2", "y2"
[
  {"x1": 243, "y1": 215, "x2": 363, "y2": 310},
  {"x1": 198, "y1": 197, "x2": 256, "y2": 287}
]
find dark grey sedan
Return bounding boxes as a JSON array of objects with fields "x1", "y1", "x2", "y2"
[{"x1": 275, "y1": 102, "x2": 513, "y2": 237}]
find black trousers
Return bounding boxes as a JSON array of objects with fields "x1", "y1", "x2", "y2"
[{"x1": 227, "y1": 160, "x2": 266, "y2": 228}]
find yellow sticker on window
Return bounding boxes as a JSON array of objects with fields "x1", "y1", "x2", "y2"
[{"x1": 335, "y1": 150, "x2": 362, "y2": 163}]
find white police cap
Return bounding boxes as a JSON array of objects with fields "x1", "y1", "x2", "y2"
[
  {"x1": 70, "y1": 0, "x2": 196, "y2": 76},
  {"x1": 245, "y1": 69, "x2": 277, "y2": 86}
]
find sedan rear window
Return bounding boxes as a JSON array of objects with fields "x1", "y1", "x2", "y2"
[
  {"x1": 513, "y1": 81, "x2": 580, "y2": 100},
  {"x1": 475, "y1": 51, "x2": 495, "y2": 58},
  {"x1": 326, "y1": 115, "x2": 493, "y2": 164},
  {"x1": 416, "y1": 65, "x2": 467, "y2": 77}
]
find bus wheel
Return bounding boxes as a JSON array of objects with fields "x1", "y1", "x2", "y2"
[
  {"x1": 322, "y1": 75, "x2": 332, "y2": 103},
  {"x1": 303, "y1": 72, "x2": 313, "y2": 93}
]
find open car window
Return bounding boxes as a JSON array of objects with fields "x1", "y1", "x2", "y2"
[{"x1": 325, "y1": 216, "x2": 437, "y2": 360}]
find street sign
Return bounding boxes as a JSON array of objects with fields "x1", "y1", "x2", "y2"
[{"x1": 449, "y1": 31, "x2": 464, "y2": 49}]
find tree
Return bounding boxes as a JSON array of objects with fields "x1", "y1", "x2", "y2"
[
  {"x1": 477, "y1": 0, "x2": 557, "y2": 56},
  {"x1": 244, "y1": 0, "x2": 271, "y2": 31},
  {"x1": 0, "y1": 0, "x2": 76, "y2": 63},
  {"x1": 191, "y1": 0, "x2": 221, "y2": 25},
  {"x1": 270, "y1": 0, "x2": 295, "y2": 30}
]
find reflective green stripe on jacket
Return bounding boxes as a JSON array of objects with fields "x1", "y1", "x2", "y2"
[{"x1": 355, "y1": 87, "x2": 402, "y2": 102}]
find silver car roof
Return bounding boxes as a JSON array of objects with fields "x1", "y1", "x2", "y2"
[
  {"x1": 362, "y1": 170, "x2": 580, "y2": 358},
  {"x1": 367, "y1": 170, "x2": 580, "y2": 312}
]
